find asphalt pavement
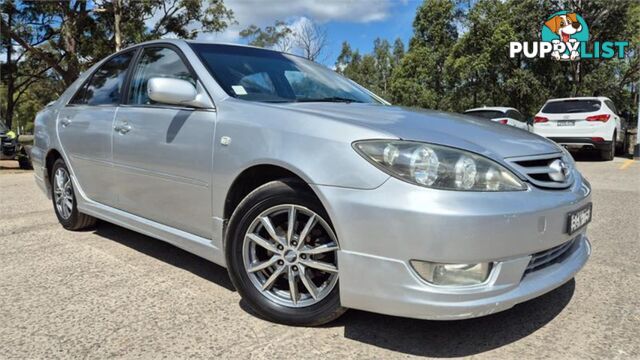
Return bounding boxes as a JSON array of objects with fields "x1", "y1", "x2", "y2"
[{"x1": 0, "y1": 153, "x2": 638, "y2": 359}]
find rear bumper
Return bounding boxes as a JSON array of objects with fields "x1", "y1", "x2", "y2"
[{"x1": 548, "y1": 137, "x2": 611, "y2": 150}]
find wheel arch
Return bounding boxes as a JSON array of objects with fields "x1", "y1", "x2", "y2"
[
  {"x1": 44, "y1": 148, "x2": 64, "y2": 192},
  {"x1": 223, "y1": 163, "x2": 320, "y2": 223}
]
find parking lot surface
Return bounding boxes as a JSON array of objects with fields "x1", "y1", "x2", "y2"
[{"x1": 1, "y1": 155, "x2": 639, "y2": 359}]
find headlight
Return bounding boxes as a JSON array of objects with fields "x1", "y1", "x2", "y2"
[
  {"x1": 353, "y1": 140, "x2": 526, "y2": 191},
  {"x1": 410, "y1": 260, "x2": 492, "y2": 286},
  {"x1": 6, "y1": 130, "x2": 17, "y2": 140}
]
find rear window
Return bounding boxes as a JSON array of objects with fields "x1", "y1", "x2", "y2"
[
  {"x1": 464, "y1": 110, "x2": 504, "y2": 120},
  {"x1": 542, "y1": 100, "x2": 601, "y2": 114}
]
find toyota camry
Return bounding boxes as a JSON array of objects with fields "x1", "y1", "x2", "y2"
[{"x1": 32, "y1": 40, "x2": 592, "y2": 326}]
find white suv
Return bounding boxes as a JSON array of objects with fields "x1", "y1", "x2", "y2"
[
  {"x1": 464, "y1": 106, "x2": 532, "y2": 132},
  {"x1": 533, "y1": 97, "x2": 624, "y2": 161}
]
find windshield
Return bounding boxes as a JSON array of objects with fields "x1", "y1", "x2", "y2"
[
  {"x1": 542, "y1": 100, "x2": 601, "y2": 114},
  {"x1": 190, "y1": 43, "x2": 379, "y2": 104},
  {"x1": 464, "y1": 110, "x2": 504, "y2": 120},
  {"x1": 0, "y1": 122, "x2": 7, "y2": 132}
]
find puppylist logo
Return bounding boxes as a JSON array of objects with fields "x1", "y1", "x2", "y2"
[{"x1": 510, "y1": 11, "x2": 629, "y2": 61}]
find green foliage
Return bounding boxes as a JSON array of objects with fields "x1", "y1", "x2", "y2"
[
  {"x1": 339, "y1": 0, "x2": 639, "y2": 119},
  {"x1": 239, "y1": 20, "x2": 293, "y2": 50},
  {"x1": 336, "y1": 37, "x2": 403, "y2": 100},
  {"x1": 240, "y1": 19, "x2": 327, "y2": 60},
  {"x1": 391, "y1": 0, "x2": 459, "y2": 108},
  {"x1": 1, "y1": 0, "x2": 235, "y2": 130}
]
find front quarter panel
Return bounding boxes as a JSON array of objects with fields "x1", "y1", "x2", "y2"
[{"x1": 210, "y1": 99, "x2": 392, "y2": 218}]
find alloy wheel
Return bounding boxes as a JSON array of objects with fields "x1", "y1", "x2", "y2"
[
  {"x1": 242, "y1": 204, "x2": 339, "y2": 308},
  {"x1": 53, "y1": 168, "x2": 73, "y2": 220}
]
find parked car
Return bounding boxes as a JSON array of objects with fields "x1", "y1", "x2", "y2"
[
  {"x1": 533, "y1": 97, "x2": 626, "y2": 161},
  {"x1": 0, "y1": 121, "x2": 33, "y2": 169},
  {"x1": 464, "y1": 106, "x2": 532, "y2": 131},
  {"x1": 33, "y1": 40, "x2": 592, "y2": 326}
]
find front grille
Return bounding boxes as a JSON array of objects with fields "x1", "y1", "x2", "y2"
[
  {"x1": 506, "y1": 153, "x2": 573, "y2": 189},
  {"x1": 525, "y1": 237, "x2": 577, "y2": 275}
]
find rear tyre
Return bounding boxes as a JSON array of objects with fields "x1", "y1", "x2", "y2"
[
  {"x1": 18, "y1": 146, "x2": 33, "y2": 170},
  {"x1": 615, "y1": 131, "x2": 627, "y2": 156},
  {"x1": 601, "y1": 133, "x2": 615, "y2": 161},
  {"x1": 226, "y1": 179, "x2": 346, "y2": 326},
  {"x1": 51, "y1": 159, "x2": 96, "y2": 230}
]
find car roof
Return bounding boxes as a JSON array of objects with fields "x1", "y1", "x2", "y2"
[
  {"x1": 124, "y1": 38, "x2": 298, "y2": 57},
  {"x1": 464, "y1": 106, "x2": 517, "y2": 113},
  {"x1": 544, "y1": 96, "x2": 610, "y2": 103}
]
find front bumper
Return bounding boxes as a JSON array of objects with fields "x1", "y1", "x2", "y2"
[{"x1": 312, "y1": 171, "x2": 591, "y2": 320}]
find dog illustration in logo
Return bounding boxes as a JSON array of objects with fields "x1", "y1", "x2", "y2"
[{"x1": 545, "y1": 13, "x2": 582, "y2": 60}]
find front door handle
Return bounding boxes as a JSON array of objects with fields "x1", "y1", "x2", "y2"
[
  {"x1": 60, "y1": 118, "x2": 72, "y2": 127},
  {"x1": 114, "y1": 121, "x2": 132, "y2": 134}
]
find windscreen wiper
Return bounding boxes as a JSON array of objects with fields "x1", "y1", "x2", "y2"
[{"x1": 296, "y1": 96, "x2": 362, "y2": 103}]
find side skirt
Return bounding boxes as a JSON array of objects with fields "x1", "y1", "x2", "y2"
[{"x1": 78, "y1": 200, "x2": 226, "y2": 268}]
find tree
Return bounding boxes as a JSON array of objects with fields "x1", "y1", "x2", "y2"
[
  {"x1": 240, "y1": 18, "x2": 328, "y2": 61},
  {"x1": 390, "y1": 0, "x2": 459, "y2": 108},
  {"x1": 335, "y1": 41, "x2": 353, "y2": 73},
  {"x1": 1, "y1": 0, "x2": 234, "y2": 84},
  {"x1": 1, "y1": 0, "x2": 234, "y2": 129},
  {"x1": 239, "y1": 20, "x2": 293, "y2": 51},
  {"x1": 294, "y1": 19, "x2": 327, "y2": 61},
  {"x1": 392, "y1": 37, "x2": 405, "y2": 67},
  {"x1": 1, "y1": 0, "x2": 18, "y2": 129},
  {"x1": 334, "y1": 37, "x2": 406, "y2": 99},
  {"x1": 373, "y1": 38, "x2": 392, "y2": 97},
  {"x1": 344, "y1": 49, "x2": 362, "y2": 82}
]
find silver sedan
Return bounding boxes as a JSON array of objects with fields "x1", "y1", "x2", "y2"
[{"x1": 32, "y1": 40, "x2": 591, "y2": 326}]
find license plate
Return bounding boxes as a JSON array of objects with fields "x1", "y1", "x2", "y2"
[
  {"x1": 567, "y1": 203, "x2": 592, "y2": 234},
  {"x1": 557, "y1": 120, "x2": 575, "y2": 126}
]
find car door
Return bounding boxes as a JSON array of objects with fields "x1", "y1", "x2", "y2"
[
  {"x1": 57, "y1": 51, "x2": 135, "y2": 207},
  {"x1": 112, "y1": 45, "x2": 216, "y2": 239}
]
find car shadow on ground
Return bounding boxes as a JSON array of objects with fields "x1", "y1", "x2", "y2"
[
  {"x1": 92, "y1": 221, "x2": 575, "y2": 357},
  {"x1": 569, "y1": 148, "x2": 629, "y2": 162},
  {"x1": 337, "y1": 280, "x2": 575, "y2": 357},
  {"x1": 93, "y1": 221, "x2": 236, "y2": 291}
]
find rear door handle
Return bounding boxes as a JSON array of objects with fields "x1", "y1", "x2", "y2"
[{"x1": 60, "y1": 118, "x2": 72, "y2": 127}]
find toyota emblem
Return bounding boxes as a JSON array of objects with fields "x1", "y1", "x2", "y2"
[{"x1": 549, "y1": 159, "x2": 569, "y2": 182}]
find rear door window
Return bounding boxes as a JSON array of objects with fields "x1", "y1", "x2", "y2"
[
  {"x1": 506, "y1": 110, "x2": 525, "y2": 121},
  {"x1": 73, "y1": 51, "x2": 134, "y2": 105},
  {"x1": 542, "y1": 100, "x2": 601, "y2": 114},
  {"x1": 604, "y1": 100, "x2": 618, "y2": 114},
  {"x1": 464, "y1": 110, "x2": 504, "y2": 120}
]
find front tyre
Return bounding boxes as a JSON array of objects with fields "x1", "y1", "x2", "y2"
[
  {"x1": 51, "y1": 158, "x2": 96, "y2": 230},
  {"x1": 226, "y1": 180, "x2": 346, "y2": 326}
]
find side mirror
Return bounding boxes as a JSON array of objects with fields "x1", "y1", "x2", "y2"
[{"x1": 147, "y1": 77, "x2": 213, "y2": 109}]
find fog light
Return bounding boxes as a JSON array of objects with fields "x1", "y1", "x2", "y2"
[{"x1": 410, "y1": 260, "x2": 492, "y2": 286}]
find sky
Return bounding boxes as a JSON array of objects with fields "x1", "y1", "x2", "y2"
[
  {"x1": 197, "y1": 0, "x2": 423, "y2": 66},
  {"x1": 1, "y1": 0, "x2": 422, "y2": 65}
]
